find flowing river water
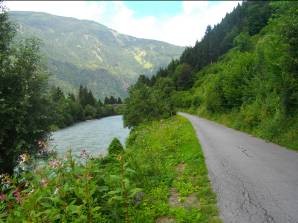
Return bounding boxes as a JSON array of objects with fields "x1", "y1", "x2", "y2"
[{"x1": 49, "y1": 115, "x2": 130, "y2": 157}]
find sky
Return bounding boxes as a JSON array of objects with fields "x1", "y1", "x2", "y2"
[{"x1": 5, "y1": 1, "x2": 241, "y2": 47}]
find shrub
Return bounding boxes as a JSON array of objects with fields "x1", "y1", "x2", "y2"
[{"x1": 108, "y1": 138, "x2": 124, "y2": 155}]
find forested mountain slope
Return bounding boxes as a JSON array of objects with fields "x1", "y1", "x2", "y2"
[
  {"x1": 8, "y1": 11, "x2": 183, "y2": 99},
  {"x1": 124, "y1": 1, "x2": 298, "y2": 150}
]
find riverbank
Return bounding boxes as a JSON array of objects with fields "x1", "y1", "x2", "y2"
[
  {"x1": 49, "y1": 104, "x2": 124, "y2": 132},
  {"x1": 0, "y1": 116, "x2": 220, "y2": 222}
]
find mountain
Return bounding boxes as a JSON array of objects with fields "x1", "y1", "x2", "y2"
[{"x1": 8, "y1": 11, "x2": 184, "y2": 99}]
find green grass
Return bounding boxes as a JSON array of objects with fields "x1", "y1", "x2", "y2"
[
  {"x1": 125, "y1": 116, "x2": 221, "y2": 222},
  {"x1": 0, "y1": 116, "x2": 220, "y2": 222}
]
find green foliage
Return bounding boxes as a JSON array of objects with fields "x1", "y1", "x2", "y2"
[
  {"x1": 187, "y1": 2, "x2": 298, "y2": 150},
  {"x1": 245, "y1": 1, "x2": 272, "y2": 35},
  {"x1": 0, "y1": 151, "x2": 140, "y2": 222},
  {"x1": 233, "y1": 32, "x2": 253, "y2": 52},
  {"x1": 204, "y1": 75, "x2": 225, "y2": 113},
  {"x1": 48, "y1": 85, "x2": 119, "y2": 129},
  {"x1": 123, "y1": 77, "x2": 175, "y2": 127},
  {"x1": 108, "y1": 138, "x2": 124, "y2": 155},
  {"x1": 173, "y1": 63, "x2": 194, "y2": 90},
  {"x1": 84, "y1": 104, "x2": 97, "y2": 120},
  {"x1": 79, "y1": 85, "x2": 96, "y2": 107},
  {"x1": 180, "y1": 2, "x2": 271, "y2": 70},
  {"x1": 0, "y1": 116, "x2": 219, "y2": 222},
  {"x1": 171, "y1": 91, "x2": 193, "y2": 108},
  {"x1": 0, "y1": 5, "x2": 52, "y2": 174},
  {"x1": 125, "y1": 116, "x2": 220, "y2": 222},
  {"x1": 104, "y1": 96, "x2": 122, "y2": 105}
]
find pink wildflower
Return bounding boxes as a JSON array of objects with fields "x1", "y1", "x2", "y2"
[
  {"x1": 49, "y1": 159, "x2": 61, "y2": 168},
  {"x1": 0, "y1": 193, "x2": 6, "y2": 201},
  {"x1": 13, "y1": 189, "x2": 21, "y2": 203},
  {"x1": 80, "y1": 149, "x2": 90, "y2": 159}
]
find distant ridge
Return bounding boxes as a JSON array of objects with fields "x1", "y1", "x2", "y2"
[{"x1": 9, "y1": 11, "x2": 184, "y2": 99}]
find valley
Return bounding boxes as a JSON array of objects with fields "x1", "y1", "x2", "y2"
[{"x1": 9, "y1": 11, "x2": 184, "y2": 99}]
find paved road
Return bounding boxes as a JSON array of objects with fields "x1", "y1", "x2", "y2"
[{"x1": 179, "y1": 112, "x2": 298, "y2": 223}]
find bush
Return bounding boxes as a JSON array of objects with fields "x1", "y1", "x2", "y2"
[
  {"x1": 171, "y1": 91, "x2": 193, "y2": 108},
  {"x1": 192, "y1": 96, "x2": 201, "y2": 107},
  {"x1": 123, "y1": 78, "x2": 175, "y2": 128},
  {"x1": 84, "y1": 104, "x2": 97, "y2": 119},
  {"x1": 108, "y1": 138, "x2": 124, "y2": 155},
  {"x1": 0, "y1": 151, "x2": 140, "y2": 222}
]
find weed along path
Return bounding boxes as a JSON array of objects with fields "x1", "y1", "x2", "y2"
[
  {"x1": 125, "y1": 116, "x2": 221, "y2": 222},
  {"x1": 179, "y1": 112, "x2": 298, "y2": 223}
]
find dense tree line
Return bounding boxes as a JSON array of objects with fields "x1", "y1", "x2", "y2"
[
  {"x1": 49, "y1": 85, "x2": 118, "y2": 129},
  {"x1": 142, "y1": 1, "x2": 272, "y2": 93},
  {"x1": 104, "y1": 96, "x2": 122, "y2": 105},
  {"x1": 131, "y1": 2, "x2": 270, "y2": 96},
  {"x1": 180, "y1": 1, "x2": 272, "y2": 71},
  {"x1": 124, "y1": 0, "x2": 298, "y2": 150}
]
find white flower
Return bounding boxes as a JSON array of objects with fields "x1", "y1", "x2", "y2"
[
  {"x1": 19, "y1": 153, "x2": 29, "y2": 164},
  {"x1": 54, "y1": 187, "x2": 59, "y2": 195},
  {"x1": 49, "y1": 159, "x2": 61, "y2": 169}
]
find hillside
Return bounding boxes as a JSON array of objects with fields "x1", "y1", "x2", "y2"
[
  {"x1": 8, "y1": 11, "x2": 183, "y2": 99},
  {"x1": 123, "y1": 1, "x2": 298, "y2": 150}
]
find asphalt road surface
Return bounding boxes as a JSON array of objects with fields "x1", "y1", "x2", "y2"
[{"x1": 179, "y1": 112, "x2": 298, "y2": 223}]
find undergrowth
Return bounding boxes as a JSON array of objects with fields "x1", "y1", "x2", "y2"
[{"x1": 0, "y1": 116, "x2": 220, "y2": 222}]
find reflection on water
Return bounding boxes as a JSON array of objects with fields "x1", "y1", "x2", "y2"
[{"x1": 49, "y1": 115, "x2": 130, "y2": 157}]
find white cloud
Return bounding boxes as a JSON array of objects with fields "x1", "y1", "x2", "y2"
[
  {"x1": 5, "y1": 1, "x2": 241, "y2": 46},
  {"x1": 5, "y1": 1, "x2": 105, "y2": 22},
  {"x1": 183, "y1": 1, "x2": 209, "y2": 15}
]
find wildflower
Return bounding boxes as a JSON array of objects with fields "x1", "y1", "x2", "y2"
[
  {"x1": 0, "y1": 193, "x2": 6, "y2": 201},
  {"x1": 80, "y1": 149, "x2": 90, "y2": 159},
  {"x1": 19, "y1": 153, "x2": 29, "y2": 164},
  {"x1": 13, "y1": 189, "x2": 21, "y2": 203},
  {"x1": 40, "y1": 178, "x2": 48, "y2": 188},
  {"x1": 54, "y1": 187, "x2": 59, "y2": 195},
  {"x1": 49, "y1": 159, "x2": 61, "y2": 169},
  {"x1": 37, "y1": 140, "x2": 47, "y2": 149},
  {"x1": 0, "y1": 174, "x2": 11, "y2": 185}
]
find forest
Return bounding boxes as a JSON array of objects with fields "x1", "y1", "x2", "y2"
[{"x1": 124, "y1": 1, "x2": 298, "y2": 150}]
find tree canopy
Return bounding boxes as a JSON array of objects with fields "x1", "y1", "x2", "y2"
[{"x1": 0, "y1": 5, "x2": 52, "y2": 173}]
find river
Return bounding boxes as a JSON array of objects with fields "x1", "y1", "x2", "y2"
[{"x1": 48, "y1": 115, "x2": 130, "y2": 157}]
